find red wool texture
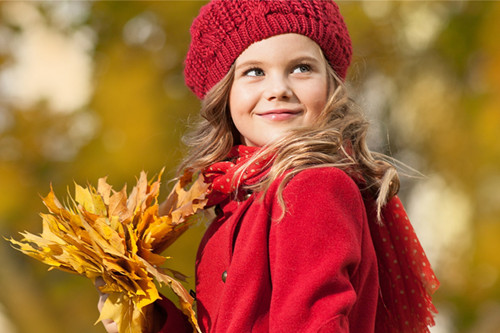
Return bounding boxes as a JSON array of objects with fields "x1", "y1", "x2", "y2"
[{"x1": 184, "y1": 0, "x2": 352, "y2": 99}]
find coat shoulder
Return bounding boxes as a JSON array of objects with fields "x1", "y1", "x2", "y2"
[
  {"x1": 276, "y1": 167, "x2": 362, "y2": 202},
  {"x1": 264, "y1": 167, "x2": 366, "y2": 223}
]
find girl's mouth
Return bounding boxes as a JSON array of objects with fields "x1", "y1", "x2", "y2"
[{"x1": 257, "y1": 109, "x2": 301, "y2": 121}]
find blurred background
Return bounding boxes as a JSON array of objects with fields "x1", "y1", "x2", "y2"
[{"x1": 0, "y1": 1, "x2": 498, "y2": 332}]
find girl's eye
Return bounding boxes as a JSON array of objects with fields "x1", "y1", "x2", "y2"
[
  {"x1": 292, "y1": 64, "x2": 311, "y2": 74},
  {"x1": 245, "y1": 68, "x2": 265, "y2": 77}
]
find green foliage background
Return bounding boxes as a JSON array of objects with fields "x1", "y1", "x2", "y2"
[{"x1": 0, "y1": 1, "x2": 499, "y2": 332}]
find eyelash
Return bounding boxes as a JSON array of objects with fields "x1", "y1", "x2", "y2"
[
  {"x1": 243, "y1": 67, "x2": 264, "y2": 77},
  {"x1": 242, "y1": 63, "x2": 313, "y2": 77},
  {"x1": 293, "y1": 63, "x2": 312, "y2": 73}
]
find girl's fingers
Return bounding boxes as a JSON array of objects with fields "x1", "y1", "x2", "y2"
[
  {"x1": 94, "y1": 277, "x2": 119, "y2": 333},
  {"x1": 94, "y1": 277, "x2": 107, "y2": 312}
]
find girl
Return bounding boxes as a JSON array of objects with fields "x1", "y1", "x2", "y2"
[{"x1": 99, "y1": 1, "x2": 439, "y2": 332}]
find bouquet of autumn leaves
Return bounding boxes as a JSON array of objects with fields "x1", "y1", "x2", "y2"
[{"x1": 7, "y1": 169, "x2": 209, "y2": 333}]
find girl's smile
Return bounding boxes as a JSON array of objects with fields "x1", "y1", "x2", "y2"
[
  {"x1": 256, "y1": 108, "x2": 303, "y2": 121},
  {"x1": 229, "y1": 33, "x2": 329, "y2": 147}
]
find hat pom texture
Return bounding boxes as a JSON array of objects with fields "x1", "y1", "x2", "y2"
[{"x1": 184, "y1": 0, "x2": 352, "y2": 99}]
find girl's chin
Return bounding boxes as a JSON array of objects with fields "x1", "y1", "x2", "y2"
[{"x1": 243, "y1": 133, "x2": 290, "y2": 147}]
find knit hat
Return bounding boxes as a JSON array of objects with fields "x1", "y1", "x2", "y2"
[{"x1": 184, "y1": 0, "x2": 352, "y2": 99}]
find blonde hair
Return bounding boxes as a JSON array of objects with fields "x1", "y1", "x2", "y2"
[
  {"x1": 179, "y1": 63, "x2": 399, "y2": 219},
  {"x1": 178, "y1": 65, "x2": 237, "y2": 172}
]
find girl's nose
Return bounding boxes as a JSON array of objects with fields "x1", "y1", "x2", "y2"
[{"x1": 263, "y1": 75, "x2": 292, "y2": 101}]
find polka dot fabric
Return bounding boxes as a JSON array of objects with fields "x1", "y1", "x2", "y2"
[
  {"x1": 365, "y1": 195, "x2": 439, "y2": 333},
  {"x1": 202, "y1": 145, "x2": 273, "y2": 206},
  {"x1": 184, "y1": 0, "x2": 352, "y2": 99}
]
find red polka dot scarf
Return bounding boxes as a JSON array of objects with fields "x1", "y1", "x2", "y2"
[
  {"x1": 203, "y1": 145, "x2": 439, "y2": 332},
  {"x1": 203, "y1": 145, "x2": 273, "y2": 206},
  {"x1": 364, "y1": 195, "x2": 439, "y2": 332}
]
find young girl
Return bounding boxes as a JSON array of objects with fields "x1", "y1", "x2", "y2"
[{"x1": 99, "y1": 1, "x2": 439, "y2": 332}]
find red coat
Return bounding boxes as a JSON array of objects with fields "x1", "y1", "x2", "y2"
[{"x1": 160, "y1": 167, "x2": 379, "y2": 332}]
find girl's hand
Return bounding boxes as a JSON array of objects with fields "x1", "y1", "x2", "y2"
[
  {"x1": 95, "y1": 277, "x2": 167, "y2": 333},
  {"x1": 95, "y1": 277, "x2": 119, "y2": 333}
]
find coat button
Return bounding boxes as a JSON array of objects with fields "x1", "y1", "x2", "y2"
[
  {"x1": 214, "y1": 205, "x2": 223, "y2": 216},
  {"x1": 221, "y1": 270, "x2": 227, "y2": 283}
]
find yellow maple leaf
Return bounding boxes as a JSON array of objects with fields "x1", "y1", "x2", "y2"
[{"x1": 6, "y1": 169, "x2": 208, "y2": 333}]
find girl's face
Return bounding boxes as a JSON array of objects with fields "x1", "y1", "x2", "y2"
[{"x1": 229, "y1": 33, "x2": 329, "y2": 147}]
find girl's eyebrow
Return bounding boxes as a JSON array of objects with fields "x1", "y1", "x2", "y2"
[
  {"x1": 291, "y1": 55, "x2": 322, "y2": 64},
  {"x1": 234, "y1": 60, "x2": 264, "y2": 70}
]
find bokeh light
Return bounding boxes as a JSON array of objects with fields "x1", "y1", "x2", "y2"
[{"x1": 0, "y1": 2, "x2": 499, "y2": 332}]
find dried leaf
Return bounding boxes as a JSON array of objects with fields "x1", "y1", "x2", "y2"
[
  {"x1": 97, "y1": 176, "x2": 112, "y2": 205},
  {"x1": 140, "y1": 258, "x2": 201, "y2": 333},
  {"x1": 6, "y1": 169, "x2": 208, "y2": 333},
  {"x1": 108, "y1": 186, "x2": 130, "y2": 222}
]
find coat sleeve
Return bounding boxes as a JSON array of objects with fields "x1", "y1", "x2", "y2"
[
  {"x1": 268, "y1": 167, "x2": 368, "y2": 332},
  {"x1": 156, "y1": 295, "x2": 193, "y2": 333}
]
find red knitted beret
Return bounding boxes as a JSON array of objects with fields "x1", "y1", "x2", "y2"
[{"x1": 184, "y1": 0, "x2": 352, "y2": 99}]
